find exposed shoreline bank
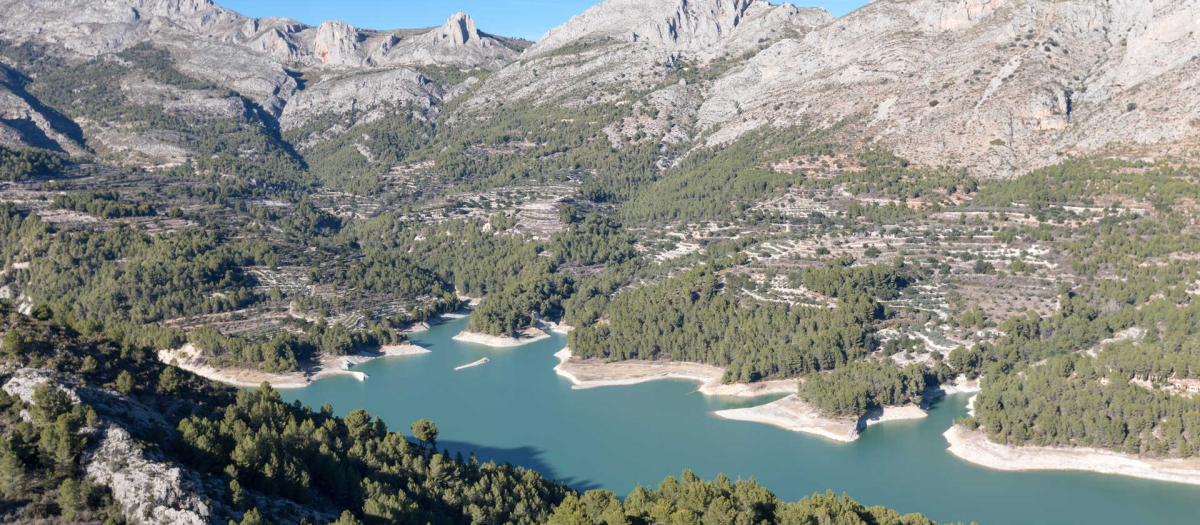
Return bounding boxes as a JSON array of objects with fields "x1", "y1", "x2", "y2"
[
  {"x1": 158, "y1": 342, "x2": 430, "y2": 389},
  {"x1": 714, "y1": 376, "x2": 980, "y2": 442},
  {"x1": 552, "y1": 348, "x2": 797, "y2": 397},
  {"x1": 553, "y1": 349, "x2": 984, "y2": 442},
  {"x1": 712, "y1": 396, "x2": 930, "y2": 442},
  {"x1": 453, "y1": 326, "x2": 550, "y2": 347},
  {"x1": 712, "y1": 395, "x2": 861, "y2": 441},
  {"x1": 943, "y1": 424, "x2": 1200, "y2": 486}
]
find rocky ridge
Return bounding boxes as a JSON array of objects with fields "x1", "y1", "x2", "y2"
[
  {"x1": 527, "y1": 0, "x2": 834, "y2": 58},
  {"x1": 0, "y1": 0, "x2": 519, "y2": 157}
]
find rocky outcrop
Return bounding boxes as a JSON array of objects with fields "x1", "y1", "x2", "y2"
[
  {"x1": 4, "y1": 0, "x2": 1200, "y2": 176},
  {"x1": 0, "y1": 0, "x2": 522, "y2": 156},
  {"x1": 2, "y1": 368, "x2": 80, "y2": 406},
  {"x1": 0, "y1": 365, "x2": 339, "y2": 525},
  {"x1": 87, "y1": 425, "x2": 214, "y2": 525},
  {"x1": 0, "y1": 367, "x2": 211, "y2": 524}
]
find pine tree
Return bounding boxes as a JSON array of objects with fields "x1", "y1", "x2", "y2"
[
  {"x1": 157, "y1": 367, "x2": 181, "y2": 394},
  {"x1": 0, "y1": 448, "x2": 24, "y2": 499},
  {"x1": 115, "y1": 371, "x2": 134, "y2": 394},
  {"x1": 57, "y1": 478, "x2": 83, "y2": 520}
]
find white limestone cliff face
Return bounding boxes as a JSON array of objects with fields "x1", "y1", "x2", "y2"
[
  {"x1": 313, "y1": 20, "x2": 362, "y2": 67},
  {"x1": 460, "y1": 0, "x2": 1200, "y2": 176},
  {"x1": 0, "y1": 1, "x2": 517, "y2": 106}
]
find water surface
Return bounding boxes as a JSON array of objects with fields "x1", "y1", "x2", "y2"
[{"x1": 282, "y1": 318, "x2": 1200, "y2": 524}]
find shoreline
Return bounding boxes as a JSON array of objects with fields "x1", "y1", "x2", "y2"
[
  {"x1": 402, "y1": 309, "x2": 472, "y2": 334},
  {"x1": 712, "y1": 395, "x2": 861, "y2": 442},
  {"x1": 943, "y1": 424, "x2": 1200, "y2": 486},
  {"x1": 712, "y1": 396, "x2": 929, "y2": 442},
  {"x1": 158, "y1": 342, "x2": 430, "y2": 389},
  {"x1": 452, "y1": 326, "x2": 550, "y2": 347},
  {"x1": 552, "y1": 348, "x2": 797, "y2": 397},
  {"x1": 924, "y1": 376, "x2": 982, "y2": 399},
  {"x1": 553, "y1": 349, "x2": 941, "y2": 441}
]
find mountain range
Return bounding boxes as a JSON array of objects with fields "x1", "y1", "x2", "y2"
[{"x1": 1, "y1": 0, "x2": 1199, "y2": 174}]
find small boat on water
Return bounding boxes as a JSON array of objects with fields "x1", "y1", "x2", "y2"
[{"x1": 454, "y1": 357, "x2": 490, "y2": 371}]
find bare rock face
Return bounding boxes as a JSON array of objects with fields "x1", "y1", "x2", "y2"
[
  {"x1": 463, "y1": 0, "x2": 832, "y2": 152},
  {"x1": 434, "y1": 11, "x2": 481, "y2": 47},
  {"x1": 0, "y1": 0, "x2": 520, "y2": 156},
  {"x1": 527, "y1": 0, "x2": 833, "y2": 58},
  {"x1": 693, "y1": 0, "x2": 1200, "y2": 174},
  {"x1": 0, "y1": 0, "x2": 251, "y2": 56},
  {"x1": 280, "y1": 68, "x2": 445, "y2": 131},
  {"x1": 170, "y1": 39, "x2": 298, "y2": 107},
  {"x1": 471, "y1": 0, "x2": 1200, "y2": 176},
  {"x1": 1, "y1": 368, "x2": 80, "y2": 407},
  {"x1": 0, "y1": 67, "x2": 87, "y2": 153},
  {"x1": 0, "y1": 0, "x2": 295, "y2": 108}
]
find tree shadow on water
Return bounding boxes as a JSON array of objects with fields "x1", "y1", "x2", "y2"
[{"x1": 439, "y1": 439, "x2": 601, "y2": 493}]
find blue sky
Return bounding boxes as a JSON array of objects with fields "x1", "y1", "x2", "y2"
[{"x1": 218, "y1": 0, "x2": 870, "y2": 41}]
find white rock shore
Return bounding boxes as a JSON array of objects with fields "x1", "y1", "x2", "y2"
[
  {"x1": 158, "y1": 343, "x2": 430, "y2": 389},
  {"x1": 943, "y1": 425, "x2": 1200, "y2": 486},
  {"x1": 452, "y1": 326, "x2": 551, "y2": 347},
  {"x1": 713, "y1": 396, "x2": 931, "y2": 442},
  {"x1": 711, "y1": 395, "x2": 862, "y2": 442}
]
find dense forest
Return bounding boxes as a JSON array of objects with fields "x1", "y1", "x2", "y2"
[
  {"x1": 966, "y1": 298, "x2": 1200, "y2": 457},
  {"x1": 0, "y1": 144, "x2": 66, "y2": 181},
  {"x1": 798, "y1": 360, "x2": 929, "y2": 417},
  {"x1": 569, "y1": 256, "x2": 882, "y2": 383}
]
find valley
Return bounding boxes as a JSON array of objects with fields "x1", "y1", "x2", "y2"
[{"x1": 2, "y1": 0, "x2": 1200, "y2": 523}]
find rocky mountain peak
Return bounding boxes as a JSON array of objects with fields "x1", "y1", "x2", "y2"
[
  {"x1": 528, "y1": 0, "x2": 832, "y2": 57},
  {"x1": 439, "y1": 11, "x2": 481, "y2": 46},
  {"x1": 372, "y1": 11, "x2": 517, "y2": 68}
]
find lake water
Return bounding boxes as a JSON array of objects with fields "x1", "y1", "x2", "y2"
[{"x1": 281, "y1": 317, "x2": 1200, "y2": 524}]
